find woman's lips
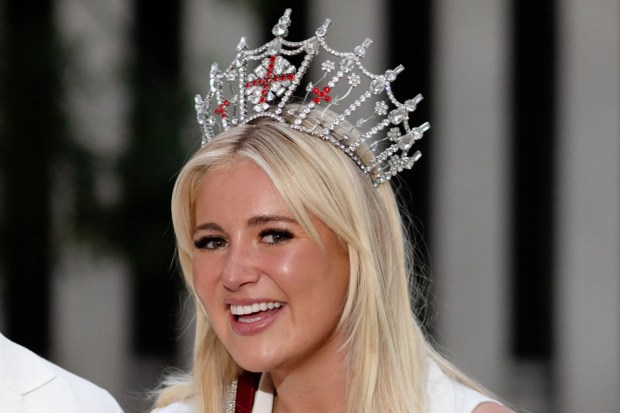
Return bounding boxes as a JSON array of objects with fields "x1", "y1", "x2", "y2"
[{"x1": 228, "y1": 301, "x2": 285, "y2": 335}]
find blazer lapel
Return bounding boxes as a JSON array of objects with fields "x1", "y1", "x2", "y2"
[{"x1": 0, "y1": 333, "x2": 80, "y2": 413}]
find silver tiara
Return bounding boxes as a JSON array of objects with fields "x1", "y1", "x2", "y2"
[{"x1": 194, "y1": 8, "x2": 430, "y2": 186}]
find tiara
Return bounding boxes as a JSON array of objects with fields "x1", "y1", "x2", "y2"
[{"x1": 194, "y1": 8, "x2": 430, "y2": 186}]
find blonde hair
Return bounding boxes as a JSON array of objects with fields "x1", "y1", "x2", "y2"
[{"x1": 154, "y1": 106, "x2": 489, "y2": 412}]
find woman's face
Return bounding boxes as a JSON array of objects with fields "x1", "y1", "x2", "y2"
[{"x1": 192, "y1": 159, "x2": 350, "y2": 375}]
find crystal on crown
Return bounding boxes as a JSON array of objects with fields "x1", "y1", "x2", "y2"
[{"x1": 194, "y1": 8, "x2": 430, "y2": 186}]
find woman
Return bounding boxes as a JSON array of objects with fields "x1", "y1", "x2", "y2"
[{"x1": 151, "y1": 9, "x2": 515, "y2": 413}]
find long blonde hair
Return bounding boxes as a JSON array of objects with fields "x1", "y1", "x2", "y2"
[{"x1": 154, "y1": 107, "x2": 487, "y2": 412}]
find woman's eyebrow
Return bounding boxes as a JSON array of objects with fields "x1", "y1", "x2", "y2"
[
  {"x1": 193, "y1": 216, "x2": 296, "y2": 233},
  {"x1": 194, "y1": 222, "x2": 222, "y2": 233},
  {"x1": 247, "y1": 215, "x2": 297, "y2": 226}
]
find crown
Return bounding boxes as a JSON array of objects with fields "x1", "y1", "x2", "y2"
[{"x1": 194, "y1": 8, "x2": 430, "y2": 186}]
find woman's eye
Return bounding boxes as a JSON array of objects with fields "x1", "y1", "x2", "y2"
[
  {"x1": 260, "y1": 229, "x2": 293, "y2": 245},
  {"x1": 194, "y1": 236, "x2": 228, "y2": 250}
]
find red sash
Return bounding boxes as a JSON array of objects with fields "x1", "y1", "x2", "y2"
[{"x1": 235, "y1": 372, "x2": 261, "y2": 413}]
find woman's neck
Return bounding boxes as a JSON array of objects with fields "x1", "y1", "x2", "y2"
[{"x1": 270, "y1": 335, "x2": 348, "y2": 413}]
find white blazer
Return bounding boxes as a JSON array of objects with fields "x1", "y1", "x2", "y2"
[{"x1": 0, "y1": 333, "x2": 124, "y2": 413}]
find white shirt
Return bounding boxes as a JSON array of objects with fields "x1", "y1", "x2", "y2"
[{"x1": 152, "y1": 359, "x2": 499, "y2": 413}]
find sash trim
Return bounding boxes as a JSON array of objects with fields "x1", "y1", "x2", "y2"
[{"x1": 235, "y1": 372, "x2": 261, "y2": 413}]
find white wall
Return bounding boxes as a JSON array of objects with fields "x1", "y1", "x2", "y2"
[
  {"x1": 431, "y1": 0, "x2": 512, "y2": 398},
  {"x1": 555, "y1": 1, "x2": 620, "y2": 412}
]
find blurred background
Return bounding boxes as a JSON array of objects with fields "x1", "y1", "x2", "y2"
[{"x1": 0, "y1": 0, "x2": 618, "y2": 412}]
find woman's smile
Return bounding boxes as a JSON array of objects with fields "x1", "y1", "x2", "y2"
[{"x1": 228, "y1": 301, "x2": 285, "y2": 335}]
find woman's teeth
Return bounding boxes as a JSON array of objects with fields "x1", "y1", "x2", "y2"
[{"x1": 230, "y1": 302, "x2": 283, "y2": 316}]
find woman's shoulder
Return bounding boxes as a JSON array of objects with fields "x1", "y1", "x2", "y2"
[
  {"x1": 150, "y1": 399, "x2": 195, "y2": 413},
  {"x1": 426, "y1": 359, "x2": 511, "y2": 413}
]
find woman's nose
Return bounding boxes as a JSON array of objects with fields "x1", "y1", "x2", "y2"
[{"x1": 221, "y1": 243, "x2": 260, "y2": 291}]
